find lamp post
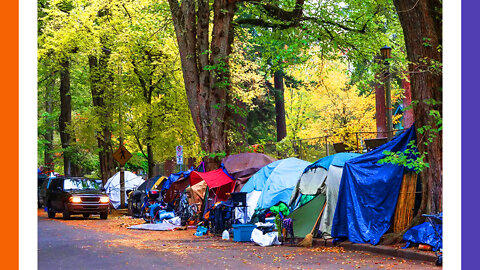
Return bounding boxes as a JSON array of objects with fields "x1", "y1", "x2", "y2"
[{"x1": 380, "y1": 45, "x2": 393, "y2": 141}]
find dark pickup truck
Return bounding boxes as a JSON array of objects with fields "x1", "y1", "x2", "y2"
[{"x1": 45, "y1": 177, "x2": 110, "y2": 220}]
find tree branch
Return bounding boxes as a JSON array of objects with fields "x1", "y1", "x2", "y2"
[{"x1": 235, "y1": 18, "x2": 298, "y2": 29}]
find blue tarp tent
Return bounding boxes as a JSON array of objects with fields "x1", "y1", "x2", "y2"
[
  {"x1": 162, "y1": 167, "x2": 194, "y2": 191},
  {"x1": 241, "y1": 157, "x2": 311, "y2": 209},
  {"x1": 403, "y1": 213, "x2": 442, "y2": 251},
  {"x1": 332, "y1": 125, "x2": 417, "y2": 245}
]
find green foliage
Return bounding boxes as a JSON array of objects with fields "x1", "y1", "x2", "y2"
[
  {"x1": 379, "y1": 140, "x2": 429, "y2": 173},
  {"x1": 275, "y1": 137, "x2": 296, "y2": 158},
  {"x1": 379, "y1": 102, "x2": 442, "y2": 173},
  {"x1": 199, "y1": 150, "x2": 227, "y2": 159},
  {"x1": 38, "y1": 0, "x2": 201, "y2": 176}
]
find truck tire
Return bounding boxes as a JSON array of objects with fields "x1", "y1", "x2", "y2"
[
  {"x1": 100, "y1": 212, "x2": 108, "y2": 220},
  {"x1": 63, "y1": 204, "x2": 71, "y2": 220},
  {"x1": 47, "y1": 207, "x2": 56, "y2": 218}
]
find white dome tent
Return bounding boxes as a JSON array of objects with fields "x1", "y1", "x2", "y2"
[{"x1": 104, "y1": 171, "x2": 144, "y2": 209}]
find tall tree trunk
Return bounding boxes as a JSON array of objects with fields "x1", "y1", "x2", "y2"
[
  {"x1": 44, "y1": 71, "x2": 55, "y2": 174},
  {"x1": 69, "y1": 134, "x2": 82, "y2": 177},
  {"x1": 132, "y1": 60, "x2": 157, "y2": 178},
  {"x1": 168, "y1": 0, "x2": 236, "y2": 171},
  {"x1": 89, "y1": 53, "x2": 115, "y2": 184},
  {"x1": 146, "y1": 118, "x2": 155, "y2": 178},
  {"x1": 393, "y1": 0, "x2": 442, "y2": 215},
  {"x1": 226, "y1": 98, "x2": 247, "y2": 153},
  {"x1": 375, "y1": 57, "x2": 387, "y2": 138},
  {"x1": 59, "y1": 60, "x2": 72, "y2": 176},
  {"x1": 274, "y1": 70, "x2": 287, "y2": 142},
  {"x1": 402, "y1": 75, "x2": 415, "y2": 128}
]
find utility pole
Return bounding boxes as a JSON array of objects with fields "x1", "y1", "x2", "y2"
[
  {"x1": 381, "y1": 46, "x2": 393, "y2": 141},
  {"x1": 118, "y1": 65, "x2": 125, "y2": 209}
]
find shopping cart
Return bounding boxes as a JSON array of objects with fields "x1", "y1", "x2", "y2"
[{"x1": 423, "y1": 213, "x2": 442, "y2": 266}]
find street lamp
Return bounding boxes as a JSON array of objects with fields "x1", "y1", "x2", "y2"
[
  {"x1": 380, "y1": 45, "x2": 393, "y2": 141},
  {"x1": 380, "y1": 45, "x2": 392, "y2": 60}
]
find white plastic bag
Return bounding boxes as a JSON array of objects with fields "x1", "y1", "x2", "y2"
[{"x1": 250, "y1": 228, "x2": 281, "y2": 247}]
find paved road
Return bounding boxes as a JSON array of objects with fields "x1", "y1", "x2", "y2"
[
  {"x1": 38, "y1": 212, "x2": 436, "y2": 270},
  {"x1": 38, "y1": 215, "x2": 187, "y2": 269}
]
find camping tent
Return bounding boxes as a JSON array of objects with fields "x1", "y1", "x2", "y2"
[
  {"x1": 332, "y1": 125, "x2": 417, "y2": 245},
  {"x1": 162, "y1": 168, "x2": 194, "y2": 192},
  {"x1": 287, "y1": 193, "x2": 326, "y2": 238},
  {"x1": 186, "y1": 180, "x2": 208, "y2": 212},
  {"x1": 288, "y1": 153, "x2": 361, "y2": 238},
  {"x1": 163, "y1": 175, "x2": 189, "y2": 203},
  {"x1": 221, "y1": 153, "x2": 277, "y2": 192},
  {"x1": 189, "y1": 169, "x2": 235, "y2": 202},
  {"x1": 238, "y1": 157, "x2": 311, "y2": 222},
  {"x1": 104, "y1": 171, "x2": 145, "y2": 209}
]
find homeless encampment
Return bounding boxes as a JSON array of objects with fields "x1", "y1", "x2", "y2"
[
  {"x1": 162, "y1": 168, "x2": 194, "y2": 193},
  {"x1": 237, "y1": 157, "x2": 311, "y2": 223},
  {"x1": 287, "y1": 153, "x2": 361, "y2": 238},
  {"x1": 162, "y1": 168, "x2": 194, "y2": 203},
  {"x1": 189, "y1": 169, "x2": 235, "y2": 202},
  {"x1": 332, "y1": 125, "x2": 417, "y2": 245},
  {"x1": 221, "y1": 153, "x2": 277, "y2": 192},
  {"x1": 104, "y1": 171, "x2": 144, "y2": 209},
  {"x1": 127, "y1": 175, "x2": 167, "y2": 216}
]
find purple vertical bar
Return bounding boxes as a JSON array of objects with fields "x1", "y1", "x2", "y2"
[{"x1": 463, "y1": 0, "x2": 479, "y2": 268}]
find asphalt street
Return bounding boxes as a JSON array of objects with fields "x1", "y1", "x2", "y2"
[
  {"x1": 38, "y1": 212, "x2": 436, "y2": 270},
  {"x1": 38, "y1": 215, "x2": 187, "y2": 269}
]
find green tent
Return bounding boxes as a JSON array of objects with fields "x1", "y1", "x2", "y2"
[{"x1": 287, "y1": 194, "x2": 326, "y2": 238}]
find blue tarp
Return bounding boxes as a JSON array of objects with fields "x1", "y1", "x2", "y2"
[
  {"x1": 241, "y1": 157, "x2": 311, "y2": 209},
  {"x1": 303, "y1": 153, "x2": 362, "y2": 173},
  {"x1": 332, "y1": 125, "x2": 417, "y2": 245},
  {"x1": 403, "y1": 213, "x2": 442, "y2": 251},
  {"x1": 162, "y1": 167, "x2": 194, "y2": 191}
]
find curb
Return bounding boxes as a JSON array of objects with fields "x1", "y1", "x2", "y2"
[{"x1": 310, "y1": 238, "x2": 437, "y2": 263}]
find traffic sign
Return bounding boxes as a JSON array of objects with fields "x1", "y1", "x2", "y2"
[
  {"x1": 176, "y1": 145, "x2": 183, "y2": 165},
  {"x1": 113, "y1": 145, "x2": 132, "y2": 166}
]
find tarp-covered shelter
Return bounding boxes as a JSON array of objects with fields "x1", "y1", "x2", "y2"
[
  {"x1": 288, "y1": 153, "x2": 361, "y2": 238},
  {"x1": 221, "y1": 153, "x2": 277, "y2": 192},
  {"x1": 104, "y1": 171, "x2": 144, "y2": 209},
  {"x1": 332, "y1": 125, "x2": 417, "y2": 245},
  {"x1": 162, "y1": 168, "x2": 194, "y2": 191},
  {"x1": 238, "y1": 158, "x2": 311, "y2": 222},
  {"x1": 189, "y1": 169, "x2": 235, "y2": 202},
  {"x1": 163, "y1": 168, "x2": 197, "y2": 203},
  {"x1": 186, "y1": 180, "x2": 208, "y2": 211}
]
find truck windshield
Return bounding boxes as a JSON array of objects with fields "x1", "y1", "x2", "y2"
[{"x1": 63, "y1": 179, "x2": 100, "y2": 190}]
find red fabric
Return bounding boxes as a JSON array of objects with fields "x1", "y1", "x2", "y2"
[{"x1": 189, "y1": 169, "x2": 235, "y2": 201}]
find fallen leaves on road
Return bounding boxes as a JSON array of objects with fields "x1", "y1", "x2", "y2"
[{"x1": 311, "y1": 246, "x2": 345, "y2": 253}]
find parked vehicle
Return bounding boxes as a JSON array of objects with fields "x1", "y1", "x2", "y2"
[
  {"x1": 37, "y1": 174, "x2": 49, "y2": 208},
  {"x1": 38, "y1": 177, "x2": 52, "y2": 208},
  {"x1": 45, "y1": 177, "x2": 110, "y2": 220}
]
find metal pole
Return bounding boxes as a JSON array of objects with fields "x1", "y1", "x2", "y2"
[
  {"x1": 356, "y1": 132, "x2": 360, "y2": 153},
  {"x1": 325, "y1": 136, "x2": 330, "y2": 156},
  {"x1": 385, "y1": 64, "x2": 393, "y2": 141},
  {"x1": 120, "y1": 166, "x2": 125, "y2": 209}
]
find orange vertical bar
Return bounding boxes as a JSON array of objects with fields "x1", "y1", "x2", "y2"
[{"x1": 0, "y1": 0, "x2": 19, "y2": 268}]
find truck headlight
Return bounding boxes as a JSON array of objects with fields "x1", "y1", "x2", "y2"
[
  {"x1": 100, "y1": 197, "x2": 110, "y2": 203},
  {"x1": 70, "y1": 196, "x2": 81, "y2": 203}
]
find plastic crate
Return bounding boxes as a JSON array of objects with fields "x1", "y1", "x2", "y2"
[{"x1": 232, "y1": 224, "x2": 256, "y2": 242}]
